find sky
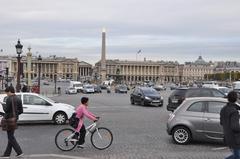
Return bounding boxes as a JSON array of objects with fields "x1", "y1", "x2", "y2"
[{"x1": 0, "y1": 0, "x2": 240, "y2": 65}]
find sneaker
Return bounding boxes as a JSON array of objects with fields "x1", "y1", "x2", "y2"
[
  {"x1": 0, "y1": 155, "x2": 10, "y2": 158},
  {"x1": 70, "y1": 134, "x2": 79, "y2": 142},
  {"x1": 77, "y1": 144, "x2": 85, "y2": 149},
  {"x1": 16, "y1": 153, "x2": 24, "y2": 158}
]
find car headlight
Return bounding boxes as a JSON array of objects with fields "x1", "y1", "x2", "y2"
[
  {"x1": 145, "y1": 96, "x2": 151, "y2": 100},
  {"x1": 160, "y1": 96, "x2": 163, "y2": 100}
]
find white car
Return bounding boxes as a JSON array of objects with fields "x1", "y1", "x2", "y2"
[
  {"x1": 0, "y1": 93, "x2": 75, "y2": 125},
  {"x1": 83, "y1": 85, "x2": 95, "y2": 94},
  {"x1": 65, "y1": 87, "x2": 77, "y2": 94}
]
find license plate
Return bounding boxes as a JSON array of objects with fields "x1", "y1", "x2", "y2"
[
  {"x1": 152, "y1": 100, "x2": 160, "y2": 103},
  {"x1": 172, "y1": 99, "x2": 178, "y2": 103}
]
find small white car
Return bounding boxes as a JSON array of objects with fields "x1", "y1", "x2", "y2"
[
  {"x1": 0, "y1": 93, "x2": 75, "y2": 125},
  {"x1": 83, "y1": 85, "x2": 95, "y2": 94},
  {"x1": 65, "y1": 87, "x2": 77, "y2": 94}
]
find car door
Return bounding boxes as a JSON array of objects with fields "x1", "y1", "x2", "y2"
[
  {"x1": 185, "y1": 101, "x2": 205, "y2": 137},
  {"x1": 135, "y1": 89, "x2": 143, "y2": 103},
  {"x1": 203, "y1": 101, "x2": 226, "y2": 140},
  {"x1": 22, "y1": 94, "x2": 52, "y2": 121}
]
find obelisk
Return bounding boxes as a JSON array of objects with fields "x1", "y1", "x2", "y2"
[
  {"x1": 27, "y1": 46, "x2": 32, "y2": 87},
  {"x1": 100, "y1": 28, "x2": 107, "y2": 82}
]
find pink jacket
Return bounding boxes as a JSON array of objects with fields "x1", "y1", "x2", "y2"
[{"x1": 75, "y1": 104, "x2": 97, "y2": 132}]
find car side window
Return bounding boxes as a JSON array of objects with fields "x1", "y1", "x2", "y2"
[
  {"x1": 207, "y1": 101, "x2": 226, "y2": 114},
  {"x1": 187, "y1": 102, "x2": 204, "y2": 112},
  {"x1": 23, "y1": 95, "x2": 47, "y2": 105},
  {"x1": 212, "y1": 90, "x2": 225, "y2": 97}
]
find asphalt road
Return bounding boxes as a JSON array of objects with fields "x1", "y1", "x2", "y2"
[{"x1": 0, "y1": 89, "x2": 231, "y2": 159}]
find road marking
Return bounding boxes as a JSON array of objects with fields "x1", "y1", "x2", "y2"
[
  {"x1": 211, "y1": 147, "x2": 228, "y2": 151},
  {"x1": 27, "y1": 154, "x2": 89, "y2": 159}
]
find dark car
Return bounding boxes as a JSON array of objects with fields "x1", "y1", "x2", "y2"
[
  {"x1": 94, "y1": 85, "x2": 102, "y2": 93},
  {"x1": 167, "y1": 87, "x2": 226, "y2": 111},
  {"x1": 115, "y1": 85, "x2": 128, "y2": 93},
  {"x1": 130, "y1": 87, "x2": 163, "y2": 107}
]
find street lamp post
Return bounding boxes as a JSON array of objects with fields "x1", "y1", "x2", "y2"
[
  {"x1": 37, "y1": 55, "x2": 42, "y2": 94},
  {"x1": 15, "y1": 39, "x2": 23, "y2": 92},
  {"x1": 5, "y1": 67, "x2": 9, "y2": 87},
  {"x1": 54, "y1": 74, "x2": 57, "y2": 94}
]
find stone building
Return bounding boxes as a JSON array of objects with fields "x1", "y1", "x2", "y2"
[
  {"x1": 9, "y1": 55, "x2": 79, "y2": 81},
  {"x1": 95, "y1": 59, "x2": 182, "y2": 84},
  {"x1": 78, "y1": 61, "x2": 93, "y2": 81},
  {"x1": 182, "y1": 56, "x2": 214, "y2": 82}
]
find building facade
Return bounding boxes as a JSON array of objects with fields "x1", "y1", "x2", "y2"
[
  {"x1": 95, "y1": 59, "x2": 182, "y2": 84},
  {"x1": 182, "y1": 56, "x2": 214, "y2": 83},
  {"x1": 78, "y1": 61, "x2": 93, "y2": 82},
  {"x1": 1, "y1": 55, "x2": 93, "y2": 84}
]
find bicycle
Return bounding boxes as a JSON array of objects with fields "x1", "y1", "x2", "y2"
[{"x1": 55, "y1": 119, "x2": 113, "y2": 151}]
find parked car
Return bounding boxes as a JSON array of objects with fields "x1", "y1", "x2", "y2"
[
  {"x1": 43, "y1": 80, "x2": 50, "y2": 85},
  {"x1": 167, "y1": 97, "x2": 228, "y2": 144},
  {"x1": 167, "y1": 87, "x2": 226, "y2": 111},
  {"x1": 82, "y1": 85, "x2": 95, "y2": 94},
  {"x1": 65, "y1": 87, "x2": 77, "y2": 94},
  {"x1": 0, "y1": 93, "x2": 75, "y2": 125},
  {"x1": 153, "y1": 85, "x2": 166, "y2": 91},
  {"x1": 130, "y1": 87, "x2": 163, "y2": 107},
  {"x1": 115, "y1": 85, "x2": 128, "y2": 93},
  {"x1": 93, "y1": 85, "x2": 102, "y2": 93}
]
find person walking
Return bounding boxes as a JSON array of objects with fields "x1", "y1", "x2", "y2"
[
  {"x1": 220, "y1": 91, "x2": 240, "y2": 159},
  {"x1": 1, "y1": 86, "x2": 24, "y2": 158},
  {"x1": 73, "y1": 97, "x2": 98, "y2": 148}
]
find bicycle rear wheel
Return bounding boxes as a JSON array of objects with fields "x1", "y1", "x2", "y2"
[
  {"x1": 91, "y1": 127, "x2": 113, "y2": 150},
  {"x1": 55, "y1": 128, "x2": 77, "y2": 151}
]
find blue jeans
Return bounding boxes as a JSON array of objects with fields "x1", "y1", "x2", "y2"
[{"x1": 226, "y1": 149, "x2": 240, "y2": 159}]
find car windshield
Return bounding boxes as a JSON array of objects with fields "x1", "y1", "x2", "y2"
[
  {"x1": 69, "y1": 88, "x2": 75, "y2": 90},
  {"x1": 86, "y1": 86, "x2": 93, "y2": 89},
  {"x1": 40, "y1": 95, "x2": 57, "y2": 103},
  {"x1": 73, "y1": 84, "x2": 82, "y2": 87},
  {"x1": 219, "y1": 88, "x2": 229, "y2": 94},
  {"x1": 142, "y1": 89, "x2": 158, "y2": 95},
  {"x1": 119, "y1": 86, "x2": 127, "y2": 89}
]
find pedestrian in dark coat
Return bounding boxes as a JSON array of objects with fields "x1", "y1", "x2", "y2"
[
  {"x1": 1, "y1": 86, "x2": 24, "y2": 158},
  {"x1": 220, "y1": 91, "x2": 240, "y2": 159}
]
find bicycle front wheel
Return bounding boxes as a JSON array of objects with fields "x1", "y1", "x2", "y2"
[
  {"x1": 55, "y1": 128, "x2": 77, "y2": 151},
  {"x1": 91, "y1": 127, "x2": 113, "y2": 150}
]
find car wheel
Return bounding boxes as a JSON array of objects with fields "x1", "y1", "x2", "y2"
[
  {"x1": 172, "y1": 126, "x2": 191, "y2": 145},
  {"x1": 53, "y1": 112, "x2": 67, "y2": 125},
  {"x1": 131, "y1": 98, "x2": 135, "y2": 105}
]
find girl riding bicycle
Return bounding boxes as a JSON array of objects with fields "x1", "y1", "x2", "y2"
[{"x1": 73, "y1": 97, "x2": 98, "y2": 148}]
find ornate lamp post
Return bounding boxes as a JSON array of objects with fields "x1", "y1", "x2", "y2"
[
  {"x1": 15, "y1": 39, "x2": 23, "y2": 92},
  {"x1": 37, "y1": 55, "x2": 42, "y2": 94}
]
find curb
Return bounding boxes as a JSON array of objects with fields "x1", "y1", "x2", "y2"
[{"x1": 25, "y1": 154, "x2": 89, "y2": 159}]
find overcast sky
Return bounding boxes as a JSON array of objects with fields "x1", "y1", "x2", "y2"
[{"x1": 0, "y1": 0, "x2": 240, "y2": 64}]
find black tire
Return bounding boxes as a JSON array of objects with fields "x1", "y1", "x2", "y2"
[
  {"x1": 91, "y1": 127, "x2": 113, "y2": 150},
  {"x1": 172, "y1": 126, "x2": 191, "y2": 145},
  {"x1": 55, "y1": 128, "x2": 77, "y2": 151},
  {"x1": 53, "y1": 112, "x2": 67, "y2": 125},
  {"x1": 130, "y1": 98, "x2": 135, "y2": 105}
]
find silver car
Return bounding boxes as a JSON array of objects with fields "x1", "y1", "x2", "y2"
[{"x1": 167, "y1": 97, "x2": 228, "y2": 145}]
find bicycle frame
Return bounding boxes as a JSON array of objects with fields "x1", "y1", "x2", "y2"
[{"x1": 66, "y1": 121, "x2": 100, "y2": 142}]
